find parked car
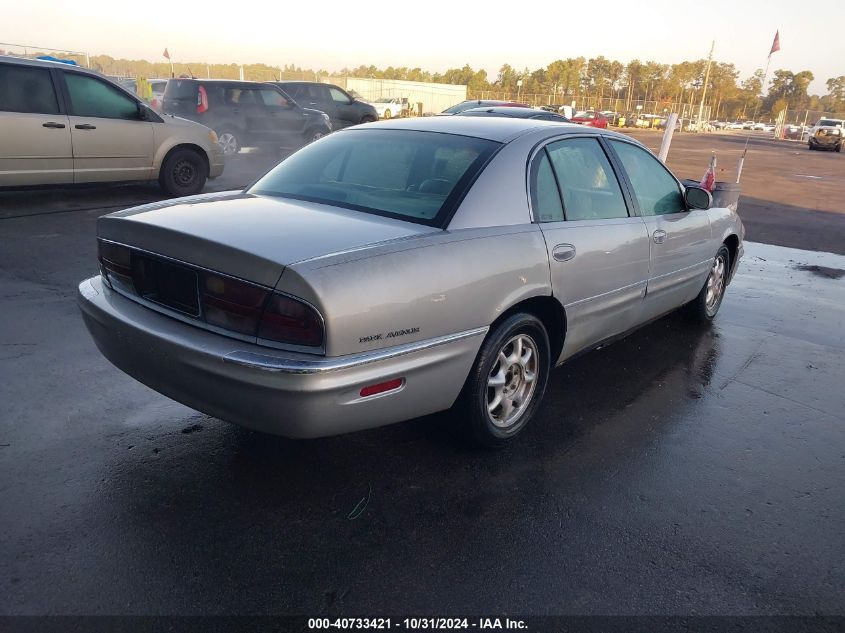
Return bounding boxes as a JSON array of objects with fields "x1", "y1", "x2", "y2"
[
  {"x1": 751, "y1": 121, "x2": 768, "y2": 131},
  {"x1": 809, "y1": 118, "x2": 844, "y2": 137},
  {"x1": 783, "y1": 124, "x2": 803, "y2": 139},
  {"x1": 808, "y1": 120, "x2": 843, "y2": 151},
  {"x1": 371, "y1": 96, "x2": 408, "y2": 119},
  {"x1": 163, "y1": 79, "x2": 331, "y2": 156},
  {"x1": 570, "y1": 110, "x2": 609, "y2": 128},
  {"x1": 148, "y1": 79, "x2": 168, "y2": 113},
  {"x1": 742, "y1": 120, "x2": 756, "y2": 129},
  {"x1": 78, "y1": 116, "x2": 744, "y2": 446},
  {"x1": 459, "y1": 106, "x2": 570, "y2": 122},
  {"x1": 269, "y1": 81, "x2": 377, "y2": 130},
  {"x1": 0, "y1": 56, "x2": 223, "y2": 196},
  {"x1": 440, "y1": 100, "x2": 529, "y2": 115},
  {"x1": 600, "y1": 111, "x2": 622, "y2": 126}
]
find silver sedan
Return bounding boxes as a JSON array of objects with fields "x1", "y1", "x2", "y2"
[{"x1": 78, "y1": 117, "x2": 744, "y2": 446}]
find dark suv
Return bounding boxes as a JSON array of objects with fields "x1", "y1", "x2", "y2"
[
  {"x1": 162, "y1": 79, "x2": 331, "y2": 155},
  {"x1": 269, "y1": 81, "x2": 377, "y2": 130}
]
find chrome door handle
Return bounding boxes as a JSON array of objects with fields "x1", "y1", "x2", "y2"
[
  {"x1": 74, "y1": 123, "x2": 96, "y2": 130},
  {"x1": 552, "y1": 243, "x2": 576, "y2": 262},
  {"x1": 653, "y1": 229, "x2": 667, "y2": 244},
  {"x1": 42, "y1": 121, "x2": 66, "y2": 129}
]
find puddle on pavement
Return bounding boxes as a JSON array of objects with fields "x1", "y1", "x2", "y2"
[{"x1": 792, "y1": 264, "x2": 845, "y2": 280}]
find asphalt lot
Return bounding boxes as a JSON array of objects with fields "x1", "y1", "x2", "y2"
[
  {"x1": 626, "y1": 129, "x2": 845, "y2": 255},
  {"x1": 1, "y1": 136, "x2": 844, "y2": 619}
]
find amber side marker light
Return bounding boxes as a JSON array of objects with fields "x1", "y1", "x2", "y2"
[{"x1": 360, "y1": 378, "x2": 404, "y2": 398}]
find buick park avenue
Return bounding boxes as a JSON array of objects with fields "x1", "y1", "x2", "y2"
[{"x1": 78, "y1": 117, "x2": 743, "y2": 446}]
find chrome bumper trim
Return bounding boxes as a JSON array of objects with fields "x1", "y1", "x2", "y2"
[{"x1": 223, "y1": 327, "x2": 490, "y2": 374}]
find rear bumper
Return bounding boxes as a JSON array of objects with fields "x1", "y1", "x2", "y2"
[{"x1": 77, "y1": 276, "x2": 485, "y2": 438}]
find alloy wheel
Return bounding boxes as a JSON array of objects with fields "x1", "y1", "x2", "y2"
[
  {"x1": 705, "y1": 254, "x2": 727, "y2": 314},
  {"x1": 486, "y1": 334, "x2": 539, "y2": 428},
  {"x1": 218, "y1": 133, "x2": 238, "y2": 156}
]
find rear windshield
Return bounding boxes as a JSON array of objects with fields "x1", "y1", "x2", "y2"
[
  {"x1": 818, "y1": 119, "x2": 843, "y2": 127},
  {"x1": 442, "y1": 101, "x2": 478, "y2": 114},
  {"x1": 163, "y1": 79, "x2": 198, "y2": 99},
  {"x1": 249, "y1": 129, "x2": 500, "y2": 227}
]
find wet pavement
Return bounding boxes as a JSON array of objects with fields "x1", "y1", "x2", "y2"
[{"x1": 1, "y1": 180, "x2": 844, "y2": 616}]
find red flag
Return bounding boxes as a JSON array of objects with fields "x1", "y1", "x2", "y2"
[
  {"x1": 769, "y1": 31, "x2": 780, "y2": 55},
  {"x1": 163, "y1": 48, "x2": 171, "y2": 60}
]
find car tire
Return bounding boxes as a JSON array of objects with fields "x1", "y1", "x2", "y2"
[
  {"x1": 836, "y1": 144, "x2": 842, "y2": 153},
  {"x1": 360, "y1": 115, "x2": 376, "y2": 124},
  {"x1": 216, "y1": 128, "x2": 240, "y2": 156},
  {"x1": 686, "y1": 245, "x2": 730, "y2": 323},
  {"x1": 158, "y1": 148, "x2": 208, "y2": 197},
  {"x1": 303, "y1": 128, "x2": 326, "y2": 145},
  {"x1": 457, "y1": 313, "x2": 551, "y2": 448},
  {"x1": 383, "y1": 109, "x2": 392, "y2": 120}
]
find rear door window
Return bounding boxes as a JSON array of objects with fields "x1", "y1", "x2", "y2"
[
  {"x1": 64, "y1": 73, "x2": 139, "y2": 119},
  {"x1": 0, "y1": 64, "x2": 59, "y2": 114}
]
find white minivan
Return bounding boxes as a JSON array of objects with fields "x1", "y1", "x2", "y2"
[{"x1": 0, "y1": 56, "x2": 224, "y2": 196}]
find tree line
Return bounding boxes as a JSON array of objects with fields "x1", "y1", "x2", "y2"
[{"x1": 29, "y1": 51, "x2": 845, "y2": 120}]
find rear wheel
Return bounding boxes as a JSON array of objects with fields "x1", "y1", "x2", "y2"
[
  {"x1": 457, "y1": 313, "x2": 550, "y2": 447},
  {"x1": 836, "y1": 144, "x2": 842, "y2": 153},
  {"x1": 158, "y1": 148, "x2": 208, "y2": 197},
  {"x1": 383, "y1": 109, "x2": 392, "y2": 119},
  {"x1": 687, "y1": 245, "x2": 730, "y2": 323}
]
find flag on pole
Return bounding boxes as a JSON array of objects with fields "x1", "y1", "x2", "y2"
[
  {"x1": 163, "y1": 48, "x2": 171, "y2": 60},
  {"x1": 769, "y1": 31, "x2": 780, "y2": 55}
]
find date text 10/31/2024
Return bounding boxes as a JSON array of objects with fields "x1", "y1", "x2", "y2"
[{"x1": 308, "y1": 618, "x2": 528, "y2": 630}]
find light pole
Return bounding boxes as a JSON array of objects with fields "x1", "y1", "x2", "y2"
[{"x1": 696, "y1": 41, "x2": 715, "y2": 131}]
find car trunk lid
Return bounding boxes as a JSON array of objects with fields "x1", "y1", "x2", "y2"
[{"x1": 97, "y1": 191, "x2": 438, "y2": 287}]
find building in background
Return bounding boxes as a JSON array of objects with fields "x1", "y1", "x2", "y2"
[{"x1": 327, "y1": 77, "x2": 467, "y2": 116}]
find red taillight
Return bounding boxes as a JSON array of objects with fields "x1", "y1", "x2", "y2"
[
  {"x1": 96, "y1": 241, "x2": 324, "y2": 349},
  {"x1": 258, "y1": 294, "x2": 323, "y2": 348},
  {"x1": 360, "y1": 378, "x2": 404, "y2": 398},
  {"x1": 197, "y1": 86, "x2": 208, "y2": 113},
  {"x1": 201, "y1": 274, "x2": 269, "y2": 336}
]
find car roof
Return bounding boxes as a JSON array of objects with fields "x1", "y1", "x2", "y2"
[
  {"x1": 1, "y1": 54, "x2": 97, "y2": 76},
  {"x1": 351, "y1": 115, "x2": 599, "y2": 143},
  {"x1": 459, "y1": 106, "x2": 566, "y2": 119}
]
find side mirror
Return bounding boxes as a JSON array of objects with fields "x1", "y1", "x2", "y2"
[
  {"x1": 685, "y1": 185, "x2": 712, "y2": 210},
  {"x1": 137, "y1": 103, "x2": 148, "y2": 120}
]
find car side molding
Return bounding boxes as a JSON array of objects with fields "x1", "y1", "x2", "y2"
[{"x1": 223, "y1": 326, "x2": 490, "y2": 374}]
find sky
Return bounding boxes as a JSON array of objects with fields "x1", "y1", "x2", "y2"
[{"x1": 5, "y1": 0, "x2": 845, "y2": 94}]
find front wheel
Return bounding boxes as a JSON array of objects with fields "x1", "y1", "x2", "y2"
[
  {"x1": 686, "y1": 245, "x2": 730, "y2": 323},
  {"x1": 360, "y1": 115, "x2": 376, "y2": 124},
  {"x1": 216, "y1": 128, "x2": 240, "y2": 156},
  {"x1": 158, "y1": 148, "x2": 208, "y2": 197},
  {"x1": 383, "y1": 109, "x2": 392, "y2": 119},
  {"x1": 835, "y1": 144, "x2": 842, "y2": 153},
  {"x1": 457, "y1": 313, "x2": 550, "y2": 447},
  {"x1": 303, "y1": 128, "x2": 326, "y2": 145}
]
